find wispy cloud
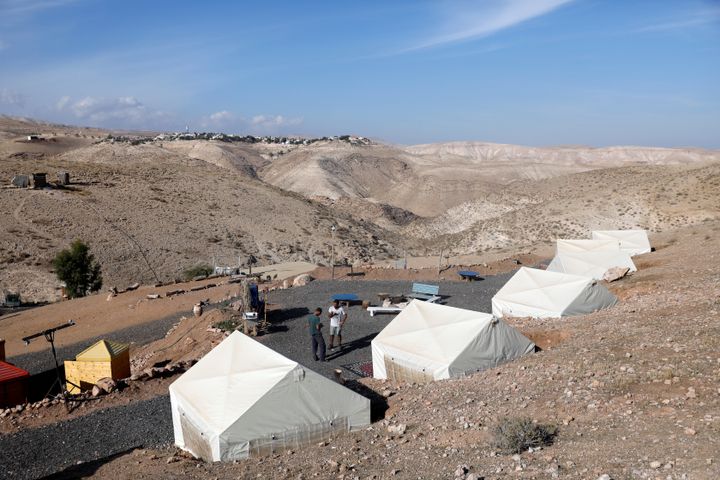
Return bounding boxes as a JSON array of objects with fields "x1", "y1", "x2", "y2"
[
  {"x1": 0, "y1": 88, "x2": 26, "y2": 106},
  {"x1": 251, "y1": 114, "x2": 303, "y2": 129},
  {"x1": 634, "y1": 8, "x2": 720, "y2": 33},
  {"x1": 56, "y1": 95, "x2": 172, "y2": 127},
  {"x1": 197, "y1": 110, "x2": 303, "y2": 134},
  {"x1": 0, "y1": 0, "x2": 81, "y2": 17},
  {"x1": 199, "y1": 110, "x2": 238, "y2": 129},
  {"x1": 399, "y1": 0, "x2": 574, "y2": 53}
]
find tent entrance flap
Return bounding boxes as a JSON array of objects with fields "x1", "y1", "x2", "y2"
[
  {"x1": 180, "y1": 407, "x2": 215, "y2": 462},
  {"x1": 244, "y1": 417, "x2": 349, "y2": 459},
  {"x1": 384, "y1": 354, "x2": 434, "y2": 384}
]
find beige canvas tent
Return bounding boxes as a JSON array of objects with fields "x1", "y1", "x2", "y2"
[
  {"x1": 546, "y1": 250, "x2": 636, "y2": 280},
  {"x1": 170, "y1": 332, "x2": 370, "y2": 462},
  {"x1": 556, "y1": 239, "x2": 620, "y2": 254},
  {"x1": 591, "y1": 230, "x2": 651, "y2": 256},
  {"x1": 371, "y1": 301, "x2": 534, "y2": 383},
  {"x1": 492, "y1": 267, "x2": 617, "y2": 319}
]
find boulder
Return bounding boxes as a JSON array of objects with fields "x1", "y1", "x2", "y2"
[
  {"x1": 603, "y1": 267, "x2": 630, "y2": 282},
  {"x1": 293, "y1": 274, "x2": 313, "y2": 287},
  {"x1": 96, "y1": 377, "x2": 118, "y2": 394},
  {"x1": 126, "y1": 282, "x2": 140, "y2": 291},
  {"x1": 282, "y1": 279, "x2": 290, "y2": 289}
]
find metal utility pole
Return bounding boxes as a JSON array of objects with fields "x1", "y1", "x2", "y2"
[{"x1": 331, "y1": 225, "x2": 336, "y2": 280}]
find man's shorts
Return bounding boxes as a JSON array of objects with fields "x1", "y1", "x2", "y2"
[{"x1": 330, "y1": 325, "x2": 342, "y2": 336}]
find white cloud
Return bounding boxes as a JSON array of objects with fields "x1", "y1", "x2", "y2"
[
  {"x1": 403, "y1": 0, "x2": 574, "y2": 53},
  {"x1": 0, "y1": 88, "x2": 26, "y2": 106},
  {"x1": 209, "y1": 110, "x2": 235, "y2": 123},
  {"x1": 199, "y1": 110, "x2": 238, "y2": 129},
  {"x1": 251, "y1": 114, "x2": 303, "y2": 128},
  {"x1": 197, "y1": 111, "x2": 303, "y2": 133},
  {"x1": 56, "y1": 95, "x2": 171, "y2": 126},
  {"x1": 55, "y1": 95, "x2": 70, "y2": 110}
]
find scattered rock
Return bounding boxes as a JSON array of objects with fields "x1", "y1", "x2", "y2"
[
  {"x1": 387, "y1": 423, "x2": 407, "y2": 435},
  {"x1": 603, "y1": 267, "x2": 630, "y2": 282},
  {"x1": 96, "y1": 377, "x2": 118, "y2": 394},
  {"x1": 292, "y1": 274, "x2": 313, "y2": 287},
  {"x1": 649, "y1": 461, "x2": 661, "y2": 469},
  {"x1": 454, "y1": 464, "x2": 469, "y2": 477}
]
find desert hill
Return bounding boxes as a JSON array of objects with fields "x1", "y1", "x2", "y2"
[
  {"x1": 0, "y1": 120, "x2": 406, "y2": 301},
  {"x1": 1, "y1": 116, "x2": 719, "y2": 301}
]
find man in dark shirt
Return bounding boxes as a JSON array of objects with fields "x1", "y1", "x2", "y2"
[{"x1": 308, "y1": 307, "x2": 326, "y2": 362}]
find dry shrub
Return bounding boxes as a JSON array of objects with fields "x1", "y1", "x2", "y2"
[{"x1": 493, "y1": 417, "x2": 557, "y2": 454}]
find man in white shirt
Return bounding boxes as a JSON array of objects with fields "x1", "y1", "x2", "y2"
[{"x1": 327, "y1": 299, "x2": 347, "y2": 350}]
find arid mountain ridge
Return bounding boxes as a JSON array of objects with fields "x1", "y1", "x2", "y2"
[{"x1": 1, "y1": 115, "x2": 718, "y2": 301}]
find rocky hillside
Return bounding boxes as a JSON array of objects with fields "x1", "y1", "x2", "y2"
[{"x1": 1, "y1": 116, "x2": 719, "y2": 301}]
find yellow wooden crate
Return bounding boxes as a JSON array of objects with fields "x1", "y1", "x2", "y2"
[{"x1": 64, "y1": 339, "x2": 131, "y2": 393}]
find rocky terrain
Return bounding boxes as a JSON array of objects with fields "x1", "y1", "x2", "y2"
[
  {"x1": 0, "y1": 222, "x2": 717, "y2": 479},
  {"x1": 1, "y1": 114, "x2": 718, "y2": 304}
]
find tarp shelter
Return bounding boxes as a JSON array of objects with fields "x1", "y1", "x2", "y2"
[
  {"x1": 371, "y1": 301, "x2": 534, "y2": 383},
  {"x1": 492, "y1": 267, "x2": 617, "y2": 319},
  {"x1": 170, "y1": 331, "x2": 371, "y2": 462},
  {"x1": 556, "y1": 239, "x2": 620, "y2": 254},
  {"x1": 591, "y1": 230, "x2": 651, "y2": 256},
  {"x1": 547, "y1": 250, "x2": 637, "y2": 280},
  {"x1": 64, "y1": 339, "x2": 131, "y2": 394},
  {"x1": 0, "y1": 361, "x2": 29, "y2": 408}
]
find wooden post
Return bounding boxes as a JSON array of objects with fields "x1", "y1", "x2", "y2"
[{"x1": 437, "y1": 247, "x2": 444, "y2": 277}]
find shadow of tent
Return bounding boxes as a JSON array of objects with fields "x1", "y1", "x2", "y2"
[
  {"x1": 343, "y1": 379, "x2": 389, "y2": 422},
  {"x1": 42, "y1": 448, "x2": 137, "y2": 479}
]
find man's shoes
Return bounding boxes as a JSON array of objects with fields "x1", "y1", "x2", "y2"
[{"x1": 313, "y1": 356, "x2": 319, "y2": 361}]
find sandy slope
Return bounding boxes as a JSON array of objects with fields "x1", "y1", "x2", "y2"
[{"x1": 1, "y1": 116, "x2": 719, "y2": 303}]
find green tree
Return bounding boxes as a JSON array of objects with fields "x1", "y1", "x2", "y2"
[{"x1": 53, "y1": 240, "x2": 103, "y2": 298}]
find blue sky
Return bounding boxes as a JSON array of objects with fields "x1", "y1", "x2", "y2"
[{"x1": 1, "y1": 0, "x2": 719, "y2": 147}]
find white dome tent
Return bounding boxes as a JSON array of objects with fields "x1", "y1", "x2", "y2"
[
  {"x1": 170, "y1": 332, "x2": 370, "y2": 462},
  {"x1": 556, "y1": 238, "x2": 621, "y2": 254},
  {"x1": 546, "y1": 250, "x2": 637, "y2": 280},
  {"x1": 491, "y1": 267, "x2": 617, "y2": 319},
  {"x1": 591, "y1": 230, "x2": 652, "y2": 256},
  {"x1": 372, "y1": 301, "x2": 534, "y2": 383}
]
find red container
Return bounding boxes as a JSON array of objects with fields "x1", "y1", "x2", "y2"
[{"x1": 0, "y1": 361, "x2": 30, "y2": 408}]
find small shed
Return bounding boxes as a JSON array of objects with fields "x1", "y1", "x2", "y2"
[
  {"x1": 57, "y1": 172, "x2": 70, "y2": 185},
  {"x1": 11, "y1": 175, "x2": 29, "y2": 188},
  {"x1": 30, "y1": 173, "x2": 47, "y2": 189},
  {"x1": 1, "y1": 291, "x2": 21, "y2": 308},
  {"x1": 0, "y1": 361, "x2": 30, "y2": 408},
  {"x1": 64, "y1": 340, "x2": 130, "y2": 394}
]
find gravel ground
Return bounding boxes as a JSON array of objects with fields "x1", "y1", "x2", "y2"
[
  {"x1": 1, "y1": 276, "x2": 513, "y2": 479},
  {"x1": 0, "y1": 395, "x2": 172, "y2": 480},
  {"x1": 9, "y1": 300, "x2": 228, "y2": 375},
  {"x1": 260, "y1": 277, "x2": 513, "y2": 379}
]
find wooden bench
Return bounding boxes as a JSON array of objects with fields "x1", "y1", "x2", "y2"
[
  {"x1": 367, "y1": 306, "x2": 404, "y2": 317},
  {"x1": 407, "y1": 283, "x2": 441, "y2": 303}
]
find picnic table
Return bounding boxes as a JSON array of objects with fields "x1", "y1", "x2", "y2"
[
  {"x1": 331, "y1": 293, "x2": 359, "y2": 302},
  {"x1": 458, "y1": 270, "x2": 481, "y2": 281}
]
